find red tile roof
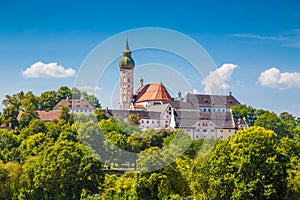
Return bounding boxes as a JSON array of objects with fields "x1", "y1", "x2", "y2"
[
  {"x1": 53, "y1": 99, "x2": 93, "y2": 110},
  {"x1": 134, "y1": 82, "x2": 172, "y2": 103},
  {"x1": 17, "y1": 110, "x2": 60, "y2": 121}
]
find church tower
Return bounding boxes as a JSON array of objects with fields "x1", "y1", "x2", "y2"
[{"x1": 118, "y1": 37, "x2": 135, "y2": 110}]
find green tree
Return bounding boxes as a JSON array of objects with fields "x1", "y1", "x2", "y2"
[
  {"x1": 0, "y1": 161, "x2": 23, "y2": 199},
  {"x1": 71, "y1": 87, "x2": 81, "y2": 99},
  {"x1": 20, "y1": 91, "x2": 39, "y2": 110},
  {"x1": 231, "y1": 104, "x2": 257, "y2": 126},
  {"x1": 255, "y1": 112, "x2": 290, "y2": 138},
  {"x1": 94, "y1": 108, "x2": 109, "y2": 122},
  {"x1": 57, "y1": 123, "x2": 79, "y2": 142},
  {"x1": 1, "y1": 105, "x2": 19, "y2": 128},
  {"x1": 277, "y1": 137, "x2": 300, "y2": 199},
  {"x1": 39, "y1": 90, "x2": 58, "y2": 110},
  {"x1": 127, "y1": 114, "x2": 141, "y2": 126},
  {"x1": 82, "y1": 92, "x2": 101, "y2": 108},
  {"x1": 57, "y1": 86, "x2": 72, "y2": 101},
  {"x1": 18, "y1": 103, "x2": 39, "y2": 129},
  {"x1": 19, "y1": 133, "x2": 53, "y2": 162},
  {"x1": 0, "y1": 129, "x2": 20, "y2": 162},
  {"x1": 195, "y1": 127, "x2": 290, "y2": 199},
  {"x1": 59, "y1": 104, "x2": 72, "y2": 123},
  {"x1": 31, "y1": 141, "x2": 104, "y2": 199}
]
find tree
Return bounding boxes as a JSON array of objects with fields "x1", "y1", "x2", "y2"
[
  {"x1": 39, "y1": 90, "x2": 57, "y2": 110},
  {"x1": 231, "y1": 104, "x2": 257, "y2": 126},
  {"x1": 127, "y1": 114, "x2": 141, "y2": 126},
  {"x1": 0, "y1": 129, "x2": 20, "y2": 162},
  {"x1": 20, "y1": 91, "x2": 39, "y2": 110},
  {"x1": 0, "y1": 112, "x2": 2, "y2": 125},
  {"x1": 59, "y1": 104, "x2": 72, "y2": 123},
  {"x1": 195, "y1": 127, "x2": 290, "y2": 199},
  {"x1": 19, "y1": 133, "x2": 53, "y2": 162},
  {"x1": 280, "y1": 112, "x2": 296, "y2": 123},
  {"x1": 56, "y1": 86, "x2": 72, "y2": 101},
  {"x1": 94, "y1": 108, "x2": 109, "y2": 121},
  {"x1": 18, "y1": 103, "x2": 39, "y2": 129},
  {"x1": 31, "y1": 141, "x2": 104, "y2": 199},
  {"x1": 82, "y1": 92, "x2": 101, "y2": 108},
  {"x1": 1, "y1": 105, "x2": 19, "y2": 128},
  {"x1": 1, "y1": 91, "x2": 26, "y2": 128},
  {"x1": 71, "y1": 87, "x2": 81, "y2": 99},
  {"x1": 255, "y1": 112, "x2": 290, "y2": 138},
  {"x1": 277, "y1": 137, "x2": 300, "y2": 199},
  {"x1": 0, "y1": 161, "x2": 23, "y2": 199}
]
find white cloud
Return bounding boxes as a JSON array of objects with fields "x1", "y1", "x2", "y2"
[
  {"x1": 192, "y1": 88, "x2": 199, "y2": 94},
  {"x1": 76, "y1": 85, "x2": 102, "y2": 94},
  {"x1": 201, "y1": 63, "x2": 238, "y2": 94},
  {"x1": 258, "y1": 67, "x2": 300, "y2": 89},
  {"x1": 22, "y1": 61, "x2": 76, "y2": 78}
]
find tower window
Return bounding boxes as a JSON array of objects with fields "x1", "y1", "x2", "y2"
[{"x1": 128, "y1": 78, "x2": 130, "y2": 82}]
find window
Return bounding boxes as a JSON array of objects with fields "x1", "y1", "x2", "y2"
[
  {"x1": 186, "y1": 129, "x2": 191, "y2": 132},
  {"x1": 211, "y1": 136, "x2": 214, "y2": 138},
  {"x1": 203, "y1": 129, "x2": 207, "y2": 132},
  {"x1": 204, "y1": 136, "x2": 207, "y2": 138},
  {"x1": 196, "y1": 129, "x2": 200, "y2": 132},
  {"x1": 196, "y1": 135, "x2": 199, "y2": 139},
  {"x1": 152, "y1": 121, "x2": 154, "y2": 124},
  {"x1": 128, "y1": 78, "x2": 130, "y2": 82},
  {"x1": 211, "y1": 129, "x2": 215, "y2": 132},
  {"x1": 169, "y1": 112, "x2": 171, "y2": 115},
  {"x1": 165, "y1": 120, "x2": 168, "y2": 123},
  {"x1": 141, "y1": 120, "x2": 144, "y2": 123},
  {"x1": 147, "y1": 120, "x2": 149, "y2": 124},
  {"x1": 220, "y1": 130, "x2": 223, "y2": 133},
  {"x1": 229, "y1": 130, "x2": 231, "y2": 132},
  {"x1": 203, "y1": 108, "x2": 206, "y2": 112},
  {"x1": 220, "y1": 136, "x2": 224, "y2": 138}
]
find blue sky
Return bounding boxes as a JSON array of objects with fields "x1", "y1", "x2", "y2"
[{"x1": 1, "y1": 0, "x2": 300, "y2": 116}]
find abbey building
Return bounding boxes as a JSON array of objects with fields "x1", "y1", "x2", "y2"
[{"x1": 107, "y1": 38, "x2": 247, "y2": 139}]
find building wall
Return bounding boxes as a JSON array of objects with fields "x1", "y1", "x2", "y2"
[
  {"x1": 71, "y1": 108, "x2": 93, "y2": 116},
  {"x1": 119, "y1": 69, "x2": 134, "y2": 110},
  {"x1": 199, "y1": 107, "x2": 229, "y2": 112},
  {"x1": 216, "y1": 128, "x2": 236, "y2": 139},
  {"x1": 140, "y1": 118, "x2": 160, "y2": 130},
  {"x1": 181, "y1": 119, "x2": 236, "y2": 140},
  {"x1": 159, "y1": 105, "x2": 172, "y2": 128}
]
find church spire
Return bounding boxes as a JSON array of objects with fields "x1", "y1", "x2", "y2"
[
  {"x1": 123, "y1": 34, "x2": 131, "y2": 54},
  {"x1": 119, "y1": 35, "x2": 135, "y2": 69}
]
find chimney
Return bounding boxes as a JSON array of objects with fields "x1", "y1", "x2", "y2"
[{"x1": 229, "y1": 91, "x2": 232, "y2": 96}]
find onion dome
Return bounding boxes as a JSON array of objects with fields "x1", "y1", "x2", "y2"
[{"x1": 119, "y1": 37, "x2": 135, "y2": 69}]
